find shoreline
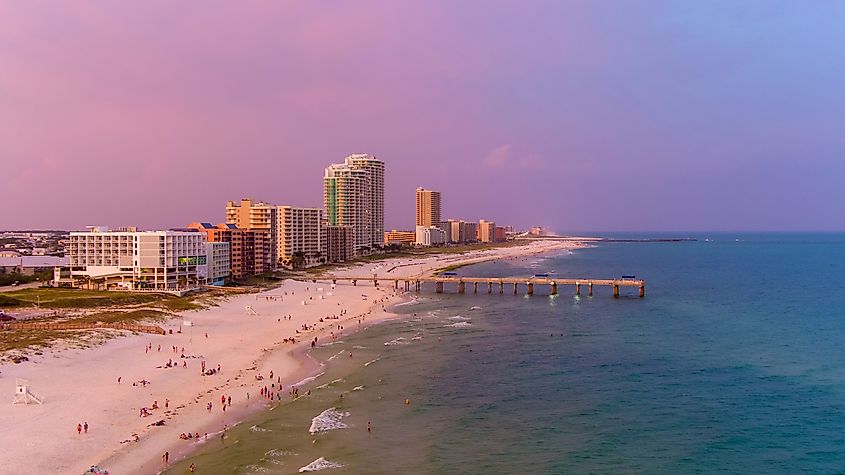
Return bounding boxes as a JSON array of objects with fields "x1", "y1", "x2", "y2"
[
  {"x1": 158, "y1": 295, "x2": 408, "y2": 474},
  {"x1": 0, "y1": 240, "x2": 585, "y2": 474}
]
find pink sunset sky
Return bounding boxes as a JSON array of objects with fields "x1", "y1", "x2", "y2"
[{"x1": 1, "y1": 1, "x2": 844, "y2": 232}]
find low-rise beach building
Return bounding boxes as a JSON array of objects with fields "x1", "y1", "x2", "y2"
[
  {"x1": 416, "y1": 226, "x2": 447, "y2": 246},
  {"x1": 203, "y1": 242, "x2": 230, "y2": 286},
  {"x1": 56, "y1": 228, "x2": 207, "y2": 291},
  {"x1": 384, "y1": 230, "x2": 416, "y2": 246}
]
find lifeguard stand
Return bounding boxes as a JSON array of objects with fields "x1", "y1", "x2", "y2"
[{"x1": 13, "y1": 378, "x2": 43, "y2": 405}]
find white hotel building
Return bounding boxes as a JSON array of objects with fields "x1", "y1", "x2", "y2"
[
  {"x1": 60, "y1": 228, "x2": 208, "y2": 291},
  {"x1": 203, "y1": 242, "x2": 231, "y2": 286},
  {"x1": 415, "y1": 225, "x2": 447, "y2": 246}
]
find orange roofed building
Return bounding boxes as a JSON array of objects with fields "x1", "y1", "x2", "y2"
[{"x1": 187, "y1": 222, "x2": 271, "y2": 279}]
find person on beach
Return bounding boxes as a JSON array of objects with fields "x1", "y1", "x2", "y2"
[
  {"x1": 77, "y1": 423, "x2": 82, "y2": 435},
  {"x1": 84, "y1": 422, "x2": 88, "y2": 433}
]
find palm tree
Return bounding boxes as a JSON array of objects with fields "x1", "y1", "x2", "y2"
[{"x1": 291, "y1": 251, "x2": 306, "y2": 270}]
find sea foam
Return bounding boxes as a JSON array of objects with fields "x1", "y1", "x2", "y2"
[
  {"x1": 299, "y1": 457, "x2": 343, "y2": 472},
  {"x1": 384, "y1": 337, "x2": 409, "y2": 346},
  {"x1": 264, "y1": 449, "x2": 295, "y2": 458},
  {"x1": 309, "y1": 408, "x2": 350, "y2": 434},
  {"x1": 295, "y1": 371, "x2": 325, "y2": 387},
  {"x1": 364, "y1": 357, "x2": 381, "y2": 367},
  {"x1": 445, "y1": 321, "x2": 472, "y2": 328}
]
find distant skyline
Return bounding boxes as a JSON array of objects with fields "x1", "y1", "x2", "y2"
[{"x1": 1, "y1": 1, "x2": 844, "y2": 232}]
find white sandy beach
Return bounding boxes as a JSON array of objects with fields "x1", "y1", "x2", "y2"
[{"x1": 0, "y1": 240, "x2": 582, "y2": 474}]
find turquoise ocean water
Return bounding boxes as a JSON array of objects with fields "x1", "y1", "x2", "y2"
[{"x1": 167, "y1": 233, "x2": 845, "y2": 474}]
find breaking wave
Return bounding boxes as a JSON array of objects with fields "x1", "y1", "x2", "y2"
[
  {"x1": 299, "y1": 457, "x2": 343, "y2": 472},
  {"x1": 384, "y1": 337, "x2": 409, "y2": 346},
  {"x1": 309, "y1": 407, "x2": 350, "y2": 434}
]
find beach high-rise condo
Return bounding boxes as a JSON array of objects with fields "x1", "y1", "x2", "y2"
[
  {"x1": 325, "y1": 225, "x2": 354, "y2": 263},
  {"x1": 188, "y1": 222, "x2": 271, "y2": 279},
  {"x1": 226, "y1": 199, "x2": 278, "y2": 267},
  {"x1": 276, "y1": 206, "x2": 326, "y2": 268},
  {"x1": 324, "y1": 154, "x2": 385, "y2": 254},
  {"x1": 478, "y1": 220, "x2": 496, "y2": 243},
  {"x1": 415, "y1": 188, "x2": 441, "y2": 228}
]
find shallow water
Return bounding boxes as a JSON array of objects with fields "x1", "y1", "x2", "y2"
[{"x1": 166, "y1": 233, "x2": 845, "y2": 474}]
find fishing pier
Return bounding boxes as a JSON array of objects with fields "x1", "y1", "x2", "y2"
[{"x1": 312, "y1": 276, "x2": 646, "y2": 298}]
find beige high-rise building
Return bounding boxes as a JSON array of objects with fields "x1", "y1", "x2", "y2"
[
  {"x1": 478, "y1": 220, "x2": 496, "y2": 243},
  {"x1": 277, "y1": 206, "x2": 325, "y2": 268},
  {"x1": 415, "y1": 188, "x2": 441, "y2": 228},
  {"x1": 226, "y1": 199, "x2": 278, "y2": 266},
  {"x1": 448, "y1": 220, "x2": 479, "y2": 243},
  {"x1": 226, "y1": 199, "x2": 276, "y2": 230},
  {"x1": 324, "y1": 154, "x2": 385, "y2": 254}
]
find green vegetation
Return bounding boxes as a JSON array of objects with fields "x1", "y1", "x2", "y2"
[
  {"x1": 434, "y1": 262, "x2": 474, "y2": 274},
  {"x1": 0, "y1": 288, "x2": 203, "y2": 311},
  {"x1": 0, "y1": 270, "x2": 52, "y2": 287},
  {"x1": 0, "y1": 329, "x2": 85, "y2": 355},
  {"x1": 0, "y1": 306, "x2": 177, "y2": 357},
  {"x1": 0, "y1": 295, "x2": 21, "y2": 307},
  {"x1": 70, "y1": 308, "x2": 172, "y2": 325}
]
